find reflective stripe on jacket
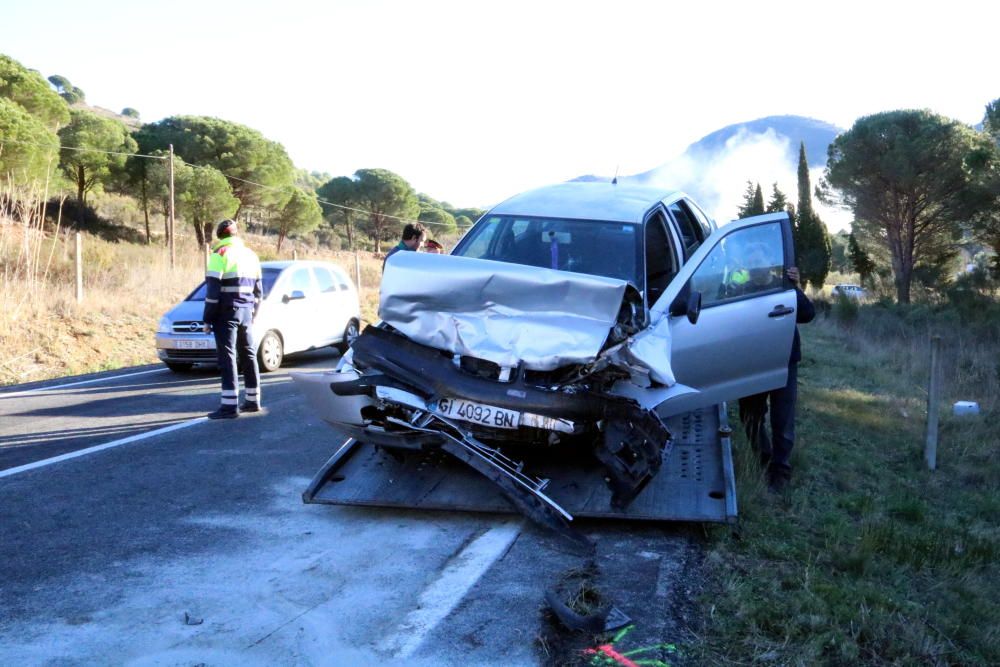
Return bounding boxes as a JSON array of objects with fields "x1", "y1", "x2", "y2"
[{"x1": 203, "y1": 237, "x2": 262, "y2": 321}]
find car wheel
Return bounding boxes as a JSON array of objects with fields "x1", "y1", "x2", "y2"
[
  {"x1": 257, "y1": 331, "x2": 283, "y2": 372},
  {"x1": 336, "y1": 319, "x2": 360, "y2": 354},
  {"x1": 164, "y1": 362, "x2": 193, "y2": 373}
]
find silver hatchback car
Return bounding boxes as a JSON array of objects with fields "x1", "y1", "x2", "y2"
[
  {"x1": 155, "y1": 260, "x2": 361, "y2": 372},
  {"x1": 295, "y1": 182, "x2": 800, "y2": 515}
]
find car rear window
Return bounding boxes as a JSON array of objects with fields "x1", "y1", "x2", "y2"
[
  {"x1": 186, "y1": 267, "x2": 281, "y2": 301},
  {"x1": 452, "y1": 215, "x2": 641, "y2": 285}
]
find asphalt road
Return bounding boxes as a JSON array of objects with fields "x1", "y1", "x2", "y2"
[{"x1": 0, "y1": 352, "x2": 702, "y2": 666}]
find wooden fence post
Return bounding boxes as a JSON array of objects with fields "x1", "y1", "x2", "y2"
[
  {"x1": 925, "y1": 336, "x2": 942, "y2": 470},
  {"x1": 74, "y1": 232, "x2": 83, "y2": 303},
  {"x1": 168, "y1": 144, "x2": 176, "y2": 269},
  {"x1": 355, "y1": 251, "x2": 362, "y2": 292}
]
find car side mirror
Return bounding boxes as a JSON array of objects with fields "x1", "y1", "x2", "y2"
[
  {"x1": 686, "y1": 290, "x2": 702, "y2": 325},
  {"x1": 669, "y1": 286, "x2": 701, "y2": 324},
  {"x1": 282, "y1": 290, "x2": 306, "y2": 304}
]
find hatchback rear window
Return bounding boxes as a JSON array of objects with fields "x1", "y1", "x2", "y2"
[{"x1": 186, "y1": 267, "x2": 281, "y2": 301}]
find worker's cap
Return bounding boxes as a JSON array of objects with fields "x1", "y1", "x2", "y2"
[{"x1": 216, "y1": 219, "x2": 238, "y2": 239}]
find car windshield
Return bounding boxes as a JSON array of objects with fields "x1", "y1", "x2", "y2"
[
  {"x1": 185, "y1": 267, "x2": 282, "y2": 301},
  {"x1": 452, "y1": 215, "x2": 641, "y2": 285}
]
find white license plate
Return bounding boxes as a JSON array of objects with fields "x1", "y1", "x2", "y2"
[
  {"x1": 176, "y1": 339, "x2": 210, "y2": 350},
  {"x1": 437, "y1": 397, "x2": 521, "y2": 429}
]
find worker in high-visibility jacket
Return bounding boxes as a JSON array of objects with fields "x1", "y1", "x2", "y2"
[{"x1": 202, "y1": 219, "x2": 263, "y2": 418}]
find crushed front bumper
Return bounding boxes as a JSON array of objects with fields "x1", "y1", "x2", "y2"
[{"x1": 293, "y1": 326, "x2": 674, "y2": 543}]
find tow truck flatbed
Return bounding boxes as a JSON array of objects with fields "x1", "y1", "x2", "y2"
[{"x1": 303, "y1": 404, "x2": 737, "y2": 524}]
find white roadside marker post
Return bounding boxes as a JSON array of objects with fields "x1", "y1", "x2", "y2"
[
  {"x1": 75, "y1": 231, "x2": 83, "y2": 303},
  {"x1": 925, "y1": 335, "x2": 941, "y2": 470}
]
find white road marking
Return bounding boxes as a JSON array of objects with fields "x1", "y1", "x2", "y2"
[
  {"x1": 379, "y1": 520, "x2": 522, "y2": 659},
  {"x1": 0, "y1": 368, "x2": 169, "y2": 398},
  {"x1": 0, "y1": 417, "x2": 208, "y2": 479}
]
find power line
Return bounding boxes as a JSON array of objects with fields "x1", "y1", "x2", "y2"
[
  {"x1": 0, "y1": 137, "x2": 472, "y2": 229},
  {"x1": 0, "y1": 137, "x2": 167, "y2": 160},
  {"x1": 179, "y1": 160, "x2": 470, "y2": 229}
]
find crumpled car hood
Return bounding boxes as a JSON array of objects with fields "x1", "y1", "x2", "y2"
[{"x1": 380, "y1": 252, "x2": 629, "y2": 371}]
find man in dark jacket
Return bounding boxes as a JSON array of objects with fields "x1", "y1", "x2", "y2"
[
  {"x1": 739, "y1": 266, "x2": 815, "y2": 491},
  {"x1": 383, "y1": 223, "x2": 426, "y2": 271}
]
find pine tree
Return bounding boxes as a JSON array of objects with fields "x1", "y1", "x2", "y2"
[
  {"x1": 737, "y1": 180, "x2": 765, "y2": 218},
  {"x1": 766, "y1": 183, "x2": 789, "y2": 214},
  {"x1": 736, "y1": 181, "x2": 756, "y2": 218}
]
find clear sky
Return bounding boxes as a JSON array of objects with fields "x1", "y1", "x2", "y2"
[{"x1": 3, "y1": 0, "x2": 998, "y2": 217}]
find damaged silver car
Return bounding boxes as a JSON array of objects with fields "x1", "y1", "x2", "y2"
[{"x1": 294, "y1": 182, "x2": 798, "y2": 535}]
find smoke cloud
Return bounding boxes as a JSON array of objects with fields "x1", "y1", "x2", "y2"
[{"x1": 639, "y1": 128, "x2": 851, "y2": 232}]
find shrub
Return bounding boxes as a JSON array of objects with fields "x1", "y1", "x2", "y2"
[
  {"x1": 833, "y1": 292, "x2": 858, "y2": 326},
  {"x1": 44, "y1": 198, "x2": 144, "y2": 243}
]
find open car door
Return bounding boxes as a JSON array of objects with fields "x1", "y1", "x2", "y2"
[{"x1": 640, "y1": 212, "x2": 798, "y2": 417}]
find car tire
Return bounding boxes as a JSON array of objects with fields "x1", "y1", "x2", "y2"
[
  {"x1": 164, "y1": 362, "x2": 193, "y2": 373},
  {"x1": 335, "y1": 319, "x2": 360, "y2": 354},
  {"x1": 257, "y1": 331, "x2": 283, "y2": 372}
]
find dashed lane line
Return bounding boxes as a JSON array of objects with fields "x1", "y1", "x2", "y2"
[
  {"x1": 0, "y1": 417, "x2": 208, "y2": 479},
  {"x1": 378, "y1": 520, "x2": 523, "y2": 659},
  {"x1": 0, "y1": 368, "x2": 170, "y2": 398}
]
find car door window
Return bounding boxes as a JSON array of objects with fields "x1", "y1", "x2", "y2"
[
  {"x1": 461, "y1": 216, "x2": 503, "y2": 258},
  {"x1": 667, "y1": 201, "x2": 704, "y2": 259},
  {"x1": 313, "y1": 267, "x2": 337, "y2": 293},
  {"x1": 332, "y1": 268, "x2": 350, "y2": 290},
  {"x1": 644, "y1": 212, "x2": 678, "y2": 306},
  {"x1": 690, "y1": 222, "x2": 784, "y2": 308},
  {"x1": 289, "y1": 267, "x2": 314, "y2": 296},
  {"x1": 685, "y1": 199, "x2": 714, "y2": 241}
]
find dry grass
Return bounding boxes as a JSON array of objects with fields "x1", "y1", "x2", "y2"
[
  {"x1": 0, "y1": 184, "x2": 203, "y2": 383},
  {"x1": 696, "y1": 305, "x2": 1000, "y2": 665}
]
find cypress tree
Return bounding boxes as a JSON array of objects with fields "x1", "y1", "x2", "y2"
[
  {"x1": 795, "y1": 141, "x2": 831, "y2": 289},
  {"x1": 752, "y1": 183, "x2": 765, "y2": 216},
  {"x1": 797, "y1": 142, "x2": 814, "y2": 224},
  {"x1": 848, "y1": 230, "x2": 876, "y2": 286}
]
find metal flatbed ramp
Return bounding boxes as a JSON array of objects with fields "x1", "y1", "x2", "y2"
[{"x1": 304, "y1": 404, "x2": 737, "y2": 523}]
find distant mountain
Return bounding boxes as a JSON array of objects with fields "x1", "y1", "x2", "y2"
[
  {"x1": 573, "y1": 115, "x2": 842, "y2": 184},
  {"x1": 671, "y1": 115, "x2": 839, "y2": 171}
]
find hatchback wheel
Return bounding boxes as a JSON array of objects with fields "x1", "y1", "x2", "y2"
[
  {"x1": 257, "y1": 331, "x2": 283, "y2": 372},
  {"x1": 336, "y1": 319, "x2": 360, "y2": 353}
]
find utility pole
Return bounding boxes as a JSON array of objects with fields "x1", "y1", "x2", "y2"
[{"x1": 168, "y1": 144, "x2": 176, "y2": 269}]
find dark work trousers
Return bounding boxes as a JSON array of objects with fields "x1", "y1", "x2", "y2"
[
  {"x1": 212, "y1": 307, "x2": 260, "y2": 412},
  {"x1": 738, "y1": 362, "x2": 798, "y2": 477}
]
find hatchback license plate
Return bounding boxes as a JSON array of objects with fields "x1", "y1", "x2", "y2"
[
  {"x1": 437, "y1": 397, "x2": 520, "y2": 429},
  {"x1": 176, "y1": 340, "x2": 210, "y2": 350}
]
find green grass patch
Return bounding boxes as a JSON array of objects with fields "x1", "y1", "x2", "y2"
[{"x1": 693, "y1": 319, "x2": 999, "y2": 665}]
